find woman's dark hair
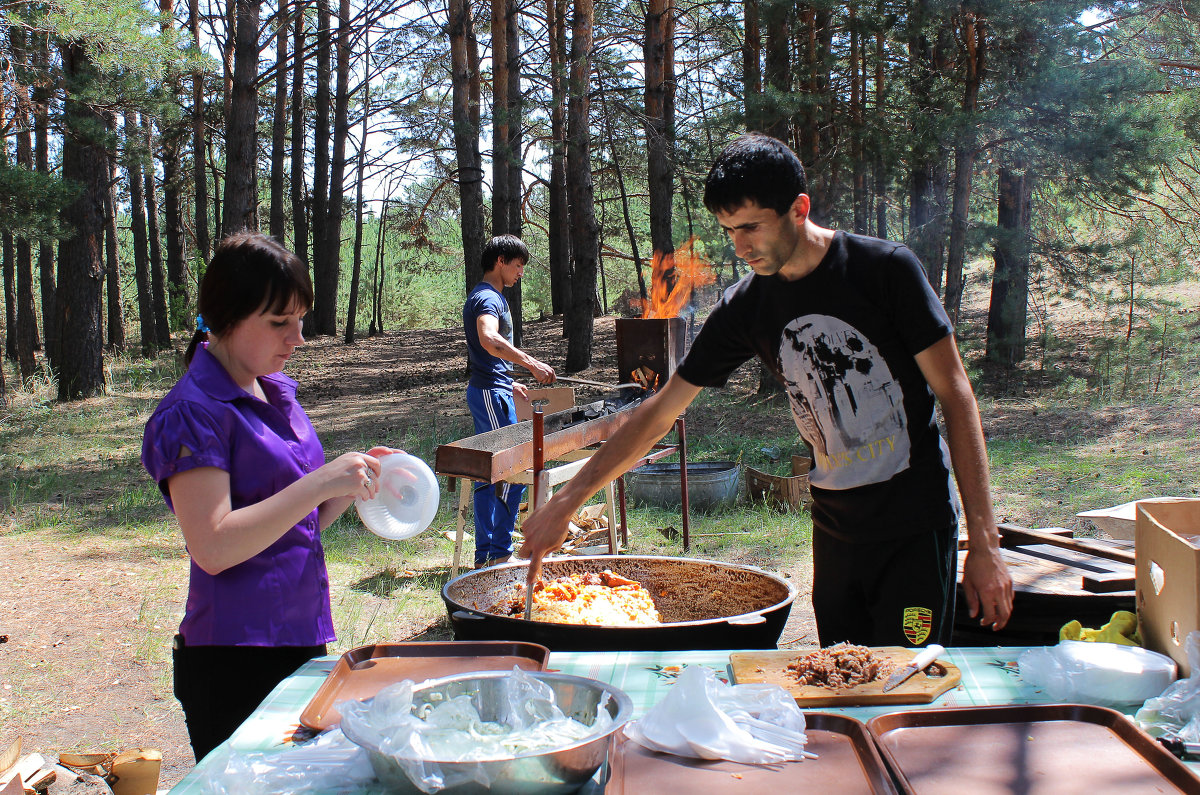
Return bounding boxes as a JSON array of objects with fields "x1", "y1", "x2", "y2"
[
  {"x1": 703, "y1": 133, "x2": 808, "y2": 217},
  {"x1": 480, "y1": 234, "x2": 529, "y2": 273},
  {"x1": 185, "y1": 232, "x2": 314, "y2": 365}
]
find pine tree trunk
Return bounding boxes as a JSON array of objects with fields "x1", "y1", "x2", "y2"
[
  {"x1": 56, "y1": 41, "x2": 108, "y2": 400},
  {"x1": 369, "y1": 197, "x2": 388, "y2": 335},
  {"x1": 547, "y1": 0, "x2": 570, "y2": 315},
  {"x1": 873, "y1": 13, "x2": 887, "y2": 239},
  {"x1": 491, "y1": 0, "x2": 510, "y2": 237},
  {"x1": 144, "y1": 119, "x2": 170, "y2": 348},
  {"x1": 105, "y1": 144, "x2": 125, "y2": 352},
  {"x1": 290, "y1": 0, "x2": 309, "y2": 265},
  {"x1": 850, "y1": 7, "x2": 868, "y2": 235},
  {"x1": 742, "y1": 0, "x2": 761, "y2": 129},
  {"x1": 564, "y1": 0, "x2": 598, "y2": 371},
  {"x1": 125, "y1": 111, "x2": 155, "y2": 356},
  {"x1": 599, "y1": 77, "x2": 643, "y2": 299},
  {"x1": 758, "y1": 0, "x2": 790, "y2": 394},
  {"x1": 906, "y1": 2, "x2": 950, "y2": 292},
  {"x1": 986, "y1": 165, "x2": 1032, "y2": 367},
  {"x1": 798, "y1": 7, "x2": 819, "y2": 193},
  {"x1": 34, "y1": 34, "x2": 58, "y2": 364},
  {"x1": 345, "y1": 34, "x2": 369, "y2": 346},
  {"x1": 158, "y1": 0, "x2": 187, "y2": 330},
  {"x1": 763, "y1": 0, "x2": 789, "y2": 142},
  {"x1": 491, "y1": 0, "x2": 521, "y2": 343},
  {"x1": 502, "y1": 0, "x2": 523, "y2": 344},
  {"x1": 3, "y1": 219, "x2": 14, "y2": 361},
  {"x1": 189, "y1": 0, "x2": 210, "y2": 261},
  {"x1": 269, "y1": 5, "x2": 290, "y2": 240},
  {"x1": 945, "y1": 12, "x2": 984, "y2": 327},
  {"x1": 449, "y1": 0, "x2": 485, "y2": 292},
  {"x1": 313, "y1": 0, "x2": 351, "y2": 337},
  {"x1": 814, "y1": 8, "x2": 836, "y2": 215},
  {"x1": 15, "y1": 81, "x2": 38, "y2": 382},
  {"x1": 222, "y1": 0, "x2": 261, "y2": 235},
  {"x1": 506, "y1": 1, "x2": 522, "y2": 238},
  {"x1": 161, "y1": 130, "x2": 187, "y2": 331},
  {"x1": 644, "y1": 0, "x2": 676, "y2": 259},
  {"x1": 309, "y1": 0, "x2": 333, "y2": 334}
]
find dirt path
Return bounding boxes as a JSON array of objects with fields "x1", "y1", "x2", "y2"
[{"x1": 1, "y1": 533, "x2": 192, "y2": 785}]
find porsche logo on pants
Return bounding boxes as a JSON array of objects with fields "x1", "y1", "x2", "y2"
[{"x1": 902, "y1": 606, "x2": 933, "y2": 645}]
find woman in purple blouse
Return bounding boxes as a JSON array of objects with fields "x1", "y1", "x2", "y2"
[{"x1": 142, "y1": 232, "x2": 397, "y2": 761}]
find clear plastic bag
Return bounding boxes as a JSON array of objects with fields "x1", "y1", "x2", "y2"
[
  {"x1": 623, "y1": 664, "x2": 813, "y2": 764},
  {"x1": 1018, "y1": 639, "x2": 1177, "y2": 707},
  {"x1": 1136, "y1": 631, "x2": 1200, "y2": 738},
  {"x1": 196, "y1": 728, "x2": 379, "y2": 794}
]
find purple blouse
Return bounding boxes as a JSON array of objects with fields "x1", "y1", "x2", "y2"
[{"x1": 141, "y1": 345, "x2": 336, "y2": 647}]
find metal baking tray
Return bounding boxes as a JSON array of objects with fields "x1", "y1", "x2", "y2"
[
  {"x1": 867, "y1": 704, "x2": 1200, "y2": 794},
  {"x1": 298, "y1": 641, "x2": 550, "y2": 731},
  {"x1": 603, "y1": 712, "x2": 897, "y2": 793}
]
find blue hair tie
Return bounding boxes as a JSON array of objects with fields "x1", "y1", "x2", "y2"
[{"x1": 196, "y1": 314, "x2": 211, "y2": 334}]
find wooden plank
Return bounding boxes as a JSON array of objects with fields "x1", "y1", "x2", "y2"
[
  {"x1": 1082, "y1": 571, "x2": 1136, "y2": 593},
  {"x1": 958, "y1": 525, "x2": 1072, "y2": 551},
  {"x1": 1015, "y1": 544, "x2": 1136, "y2": 580},
  {"x1": 997, "y1": 523, "x2": 1136, "y2": 565},
  {"x1": 962, "y1": 548, "x2": 1105, "y2": 596}
]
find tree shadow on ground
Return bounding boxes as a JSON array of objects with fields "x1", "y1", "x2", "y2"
[
  {"x1": 400, "y1": 615, "x2": 455, "y2": 642},
  {"x1": 349, "y1": 565, "x2": 453, "y2": 597}
]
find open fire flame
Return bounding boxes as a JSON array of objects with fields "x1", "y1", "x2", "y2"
[{"x1": 634, "y1": 237, "x2": 716, "y2": 319}]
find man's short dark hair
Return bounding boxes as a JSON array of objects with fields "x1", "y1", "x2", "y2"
[
  {"x1": 703, "y1": 133, "x2": 807, "y2": 216},
  {"x1": 480, "y1": 234, "x2": 530, "y2": 272}
]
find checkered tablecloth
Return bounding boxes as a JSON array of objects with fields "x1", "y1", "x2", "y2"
[{"x1": 166, "y1": 646, "x2": 1163, "y2": 792}]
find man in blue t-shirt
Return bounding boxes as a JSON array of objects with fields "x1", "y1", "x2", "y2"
[
  {"x1": 521, "y1": 135, "x2": 1014, "y2": 647},
  {"x1": 463, "y1": 235, "x2": 556, "y2": 567}
]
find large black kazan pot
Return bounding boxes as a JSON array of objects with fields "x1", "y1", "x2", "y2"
[{"x1": 441, "y1": 555, "x2": 796, "y2": 651}]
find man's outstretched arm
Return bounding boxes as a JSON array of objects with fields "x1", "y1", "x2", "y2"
[
  {"x1": 519, "y1": 374, "x2": 703, "y2": 582},
  {"x1": 476, "y1": 313, "x2": 555, "y2": 384}
]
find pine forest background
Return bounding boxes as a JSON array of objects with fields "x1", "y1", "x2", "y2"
[{"x1": 1, "y1": 0, "x2": 1199, "y2": 402}]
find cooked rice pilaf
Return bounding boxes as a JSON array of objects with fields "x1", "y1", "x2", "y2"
[{"x1": 493, "y1": 570, "x2": 661, "y2": 626}]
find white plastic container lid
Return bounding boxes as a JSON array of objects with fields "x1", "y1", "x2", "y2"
[{"x1": 355, "y1": 453, "x2": 440, "y2": 540}]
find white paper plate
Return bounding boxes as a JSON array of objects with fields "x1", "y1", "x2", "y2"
[{"x1": 355, "y1": 453, "x2": 439, "y2": 540}]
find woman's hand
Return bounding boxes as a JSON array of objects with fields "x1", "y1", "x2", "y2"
[
  {"x1": 318, "y1": 451, "x2": 383, "y2": 501},
  {"x1": 315, "y1": 446, "x2": 406, "y2": 528}
]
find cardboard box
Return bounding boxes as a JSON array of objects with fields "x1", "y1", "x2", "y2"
[
  {"x1": 1078, "y1": 496, "x2": 1190, "y2": 541},
  {"x1": 515, "y1": 386, "x2": 576, "y2": 421},
  {"x1": 1136, "y1": 498, "x2": 1200, "y2": 676}
]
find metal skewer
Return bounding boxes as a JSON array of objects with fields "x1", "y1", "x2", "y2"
[
  {"x1": 525, "y1": 398, "x2": 548, "y2": 623},
  {"x1": 554, "y1": 375, "x2": 642, "y2": 390}
]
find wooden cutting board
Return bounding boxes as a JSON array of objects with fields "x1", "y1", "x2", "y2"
[{"x1": 729, "y1": 646, "x2": 961, "y2": 707}]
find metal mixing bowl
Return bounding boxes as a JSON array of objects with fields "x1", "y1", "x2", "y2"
[{"x1": 340, "y1": 670, "x2": 632, "y2": 794}]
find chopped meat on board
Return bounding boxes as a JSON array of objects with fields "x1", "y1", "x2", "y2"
[{"x1": 785, "y1": 643, "x2": 895, "y2": 690}]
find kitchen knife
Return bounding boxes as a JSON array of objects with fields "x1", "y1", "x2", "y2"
[{"x1": 882, "y1": 643, "x2": 945, "y2": 692}]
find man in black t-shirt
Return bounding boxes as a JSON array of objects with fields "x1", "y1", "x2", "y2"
[{"x1": 521, "y1": 134, "x2": 1013, "y2": 646}]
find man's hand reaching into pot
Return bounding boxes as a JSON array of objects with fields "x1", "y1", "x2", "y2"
[{"x1": 519, "y1": 500, "x2": 575, "y2": 588}]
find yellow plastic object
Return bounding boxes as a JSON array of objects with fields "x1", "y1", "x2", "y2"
[{"x1": 1059, "y1": 610, "x2": 1141, "y2": 647}]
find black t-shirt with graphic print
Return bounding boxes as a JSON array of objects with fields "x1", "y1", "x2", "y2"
[{"x1": 677, "y1": 231, "x2": 959, "y2": 542}]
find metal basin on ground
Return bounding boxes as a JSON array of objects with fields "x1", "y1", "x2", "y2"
[
  {"x1": 442, "y1": 555, "x2": 796, "y2": 651},
  {"x1": 624, "y1": 461, "x2": 740, "y2": 513}
]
